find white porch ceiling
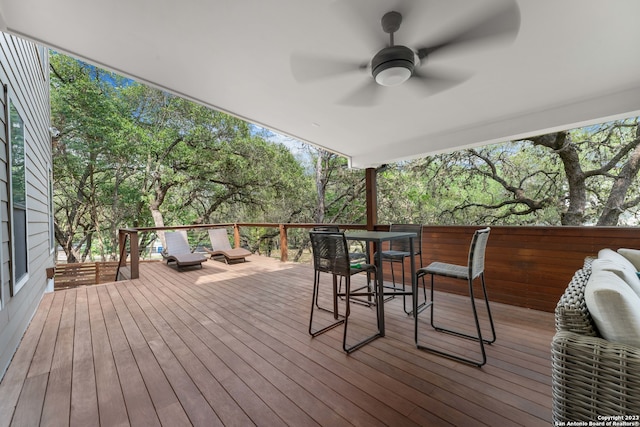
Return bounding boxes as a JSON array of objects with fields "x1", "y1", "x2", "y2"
[{"x1": 1, "y1": 0, "x2": 639, "y2": 168}]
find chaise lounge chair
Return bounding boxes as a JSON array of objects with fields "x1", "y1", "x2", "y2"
[
  {"x1": 163, "y1": 230, "x2": 207, "y2": 270},
  {"x1": 204, "y1": 228, "x2": 251, "y2": 263}
]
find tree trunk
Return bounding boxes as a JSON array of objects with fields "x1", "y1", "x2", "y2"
[
  {"x1": 65, "y1": 241, "x2": 78, "y2": 263},
  {"x1": 80, "y1": 233, "x2": 92, "y2": 262},
  {"x1": 530, "y1": 132, "x2": 587, "y2": 225},
  {"x1": 149, "y1": 174, "x2": 171, "y2": 248},
  {"x1": 108, "y1": 163, "x2": 125, "y2": 261},
  {"x1": 150, "y1": 203, "x2": 166, "y2": 247},
  {"x1": 315, "y1": 154, "x2": 326, "y2": 223},
  {"x1": 597, "y1": 142, "x2": 640, "y2": 225}
]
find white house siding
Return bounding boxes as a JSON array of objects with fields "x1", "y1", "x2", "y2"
[{"x1": 0, "y1": 33, "x2": 53, "y2": 379}]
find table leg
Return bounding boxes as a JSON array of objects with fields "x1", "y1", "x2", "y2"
[
  {"x1": 410, "y1": 237, "x2": 416, "y2": 317},
  {"x1": 375, "y1": 242, "x2": 385, "y2": 336}
]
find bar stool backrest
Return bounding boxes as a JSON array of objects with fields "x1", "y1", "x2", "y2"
[
  {"x1": 469, "y1": 228, "x2": 491, "y2": 280},
  {"x1": 313, "y1": 225, "x2": 340, "y2": 232},
  {"x1": 388, "y1": 224, "x2": 423, "y2": 254},
  {"x1": 309, "y1": 231, "x2": 350, "y2": 277}
]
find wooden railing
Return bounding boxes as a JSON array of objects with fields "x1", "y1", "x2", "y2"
[
  {"x1": 415, "y1": 226, "x2": 640, "y2": 312},
  {"x1": 117, "y1": 223, "x2": 368, "y2": 280},
  {"x1": 117, "y1": 223, "x2": 640, "y2": 312}
]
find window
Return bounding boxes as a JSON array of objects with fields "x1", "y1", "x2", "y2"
[{"x1": 10, "y1": 100, "x2": 28, "y2": 293}]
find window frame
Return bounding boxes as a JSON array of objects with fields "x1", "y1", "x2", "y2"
[{"x1": 8, "y1": 98, "x2": 29, "y2": 295}]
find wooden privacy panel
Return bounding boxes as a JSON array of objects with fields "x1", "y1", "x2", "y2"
[
  {"x1": 54, "y1": 262, "x2": 119, "y2": 290},
  {"x1": 382, "y1": 226, "x2": 640, "y2": 312}
]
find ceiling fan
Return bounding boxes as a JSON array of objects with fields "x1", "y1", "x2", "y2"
[{"x1": 290, "y1": 1, "x2": 520, "y2": 106}]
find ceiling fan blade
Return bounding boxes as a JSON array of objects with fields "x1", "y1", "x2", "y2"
[
  {"x1": 290, "y1": 52, "x2": 365, "y2": 83},
  {"x1": 408, "y1": 68, "x2": 472, "y2": 97},
  {"x1": 329, "y1": 0, "x2": 389, "y2": 50},
  {"x1": 337, "y1": 80, "x2": 381, "y2": 107},
  {"x1": 417, "y1": 0, "x2": 520, "y2": 59}
]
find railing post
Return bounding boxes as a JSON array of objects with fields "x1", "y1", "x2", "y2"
[
  {"x1": 233, "y1": 224, "x2": 241, "y2": 248},
  {"x1": 279, "y1": 224, "x2": 288, "y2": 262},
  {"x1": 130, "y1": 230, "x2": 139, "y2": 279},
  {"x1": 118, "y1": 230, "x2": 128, "y2": 268}
]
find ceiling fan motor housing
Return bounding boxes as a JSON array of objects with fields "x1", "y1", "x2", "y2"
[{"x1": 371, "y1": 45, "x2": 415, "y2": 86}]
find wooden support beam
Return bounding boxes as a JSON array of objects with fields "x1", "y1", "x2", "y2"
[
  {"x1": 279, "y1": 224, "x2": 288, "y2": 262},
  {"x1": 365, "y1": 167, "x2": 378, "y2": 231}
]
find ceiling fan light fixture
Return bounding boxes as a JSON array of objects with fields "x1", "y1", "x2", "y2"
[
  {"x1": 371, "y1": 45, "x2": 415, "y2": 87},
  {"x1": 374, "y1": 62, "x2": 412, "y2": 86}
]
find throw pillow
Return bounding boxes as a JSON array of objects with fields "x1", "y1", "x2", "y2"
[
  {"x1": 597, "y1": 248, "x2": 640, "y2": 298},
  {"x1": 585, "y1": 269, "x2": 640, "y2": 347},
  {"x1": 592, "y1": 258, "x2": 640, "y2": 299},
  {"x1": 618, "y1": 248, "x2": 640, "y2": 271}
]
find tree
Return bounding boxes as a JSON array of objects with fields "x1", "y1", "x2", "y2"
[
  {"x1": 392, "y1": 118, "x2": 640, "y2": 226},
  {"x1": 52, "y1": 53, "x2": 311, "y2": 260},
  {"x1": 52, "y1": 54, "x2": 640, "y2": 268},
  {"x1": 120, "y1": 86, "x2": 310, "y2": 246},
  {"x1": 51, "y1": 53, "x2": 138, "y2": 261},
  {"x1": 310, "y1": 147, "x2": 366, "y2": 224},
  {"x1": 529, "y1": 121, "x2": 640, "y2": 225},
  {"x1": 440, "y1": 143, "x2": 561, "y2": 225}
]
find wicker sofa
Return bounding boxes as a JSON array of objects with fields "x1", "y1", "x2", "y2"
[{"x1": 552, "y1": 252, "x2": 640, "y2": 422}]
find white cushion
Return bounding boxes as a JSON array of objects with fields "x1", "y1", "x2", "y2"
[
  {"x1": 618, "y1": 248, "x2": 640, "y2": 271},
  {"x1": 592, "y1": 258, "x2": 640, "y2": 299},
  {"x1": 585, "y1": 269, "x2": 640, "y2": 347},
  {"x1": 597, "y1": 248, "x2": 640, "y2": 298}
]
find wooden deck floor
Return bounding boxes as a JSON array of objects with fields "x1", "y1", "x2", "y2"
[{"x1": 0, "y1": 255, "x2": 555, "y2": 426}]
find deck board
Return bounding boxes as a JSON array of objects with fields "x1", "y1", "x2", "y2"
[
  {"x1": 0, "y1": 255, "x2": 556, "y2": 426},
  {"x1": 41, "y1": 290, "x2": 75, "y2": 427},
  {"x1": 106, "y1": 281, "x2": 192, "y2": 426},
  {"x1": 70, "y1": 287, "x2": 100, "y2": 427},
  {"x1": 96, "y1": 286, "x2": 161, "y2": 427}
]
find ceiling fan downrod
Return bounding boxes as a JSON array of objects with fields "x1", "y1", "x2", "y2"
[{"x1": 372, "y1": 11, "x2": 415, "y2": 86}]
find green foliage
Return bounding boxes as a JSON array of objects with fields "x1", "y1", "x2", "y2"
[
  {"x1": 51, "y1": 52, "x2": 309, "y2": 260},
  {"x1": 51, "y1": 51, "x2": 640, "y2": 263},
  {"x1": 379, "y1": 118, "x2": 640, "y2": 226},
  {"x1": 309, "y1": 148, "x2": 366, "y2": 224}
]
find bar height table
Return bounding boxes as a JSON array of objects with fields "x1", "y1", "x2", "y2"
[{"x1": 344, "y1": 230, "x2": 417, "y2": 337}]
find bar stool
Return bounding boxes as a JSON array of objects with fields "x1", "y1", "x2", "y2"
[
  {"x1": 380, "y1": 223, "x2": 426, "y2": 314},
  {"x1": 312, "y1": 226, "x2": 371, "y2": 307},
  {"x1": 414, "y1": 227, "x2": 495, "y2": 366},
  {"x1": 308, "y1": 230, "x2": 381, "y2": 353}
]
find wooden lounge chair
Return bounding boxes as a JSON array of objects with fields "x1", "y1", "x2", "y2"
[
  {"x1": 163, "y1": 230, "x2": 207, "y2": 270},
  {"x1": 205, "y1": 228, "x2": 251, "y2": 263}
]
